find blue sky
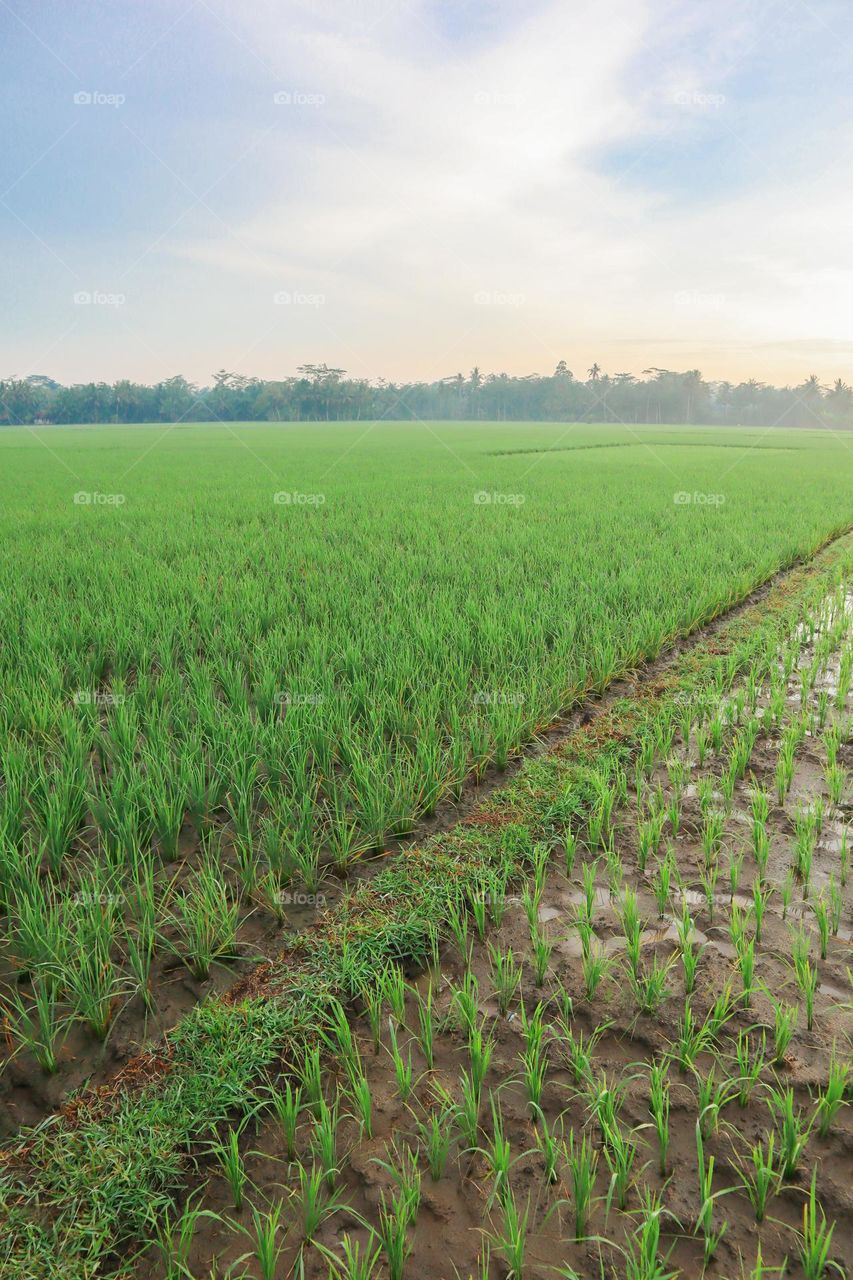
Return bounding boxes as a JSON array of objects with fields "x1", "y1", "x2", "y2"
[{"x1": 2, "y1": 0, "x2": 853, "y2": 386}]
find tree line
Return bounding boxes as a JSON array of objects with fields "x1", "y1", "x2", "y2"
[{"x1": 2, "y1": 364, "x2": 851, "y2": 428}]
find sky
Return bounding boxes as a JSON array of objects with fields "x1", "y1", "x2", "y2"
[{"x1": 2, "y1": 0, "x2": 853, "y2": 389}]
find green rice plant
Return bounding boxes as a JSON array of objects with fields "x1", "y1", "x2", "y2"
[
  {"x1": 316, "y1": 1234, "x2": 383, "y2": 1280},
  {"x1": 699, "y1": 857, "x2": 720, "y2": 920},
  {"x1": 738, "y1": 1132, "x2": 780, "y2": 1222},
  {"x1": 581, "y1": 858, "x2": 599, "y2": 923},
  {"x1": 449, "y1": 969, "x2": 479, "y2": 1038},
  {"x1": 586, "y1": 1069, "x2": 625, "y2": 1144},
  {"x1": 292, "y1": 1162, "x2": 348, "y2": 1243},
  {"x1": 732, "y1": 1029, "x2": 766, "y2": 1107},
  {"x1": 414, "y1": 982, "x2": 436, "y2": 1070},
  {"x1": 210, "y1": 1126, "x2": 249, "y2": 1210},
  {"x1": 487, "y1": 1187, "x2": 530, "y2": 1280},
  {"x1": 701, "y1": 811, "x2": 726, "y2": 868},
  {"x1": 148, "y1": 1191, "x2": 211, "y2": 1280},
  {"x1": 826, "y1": 763, "x2": 847, "y2": 808},
  {"x1": 704, "y1": 981, "x2": 735, "y2": 1042},
  {"x1": 767, "y1": 1083, "x2": 812, "y2": 1179},
  {"x1": 269, "y1": 1078, "x2": 302, "y2": 1159},
  {"x1": 814, "y1": 1048, "x2": 850, "y2": 1138},
  {"x1": 376, "y1": 1186, "x2": 413, "y2": 1280},
  {"x1": 471, "y1": 892, "x2": 488, "y2": 942},
  {"x1": 533, "y1": 1108, "x2": 561, "y2": 1185},
  {"x1": 452, "y1": 1068, "x2": 482, "y2": 1152},
  {"x1": 728, "y1": 846, "x2": 745, "y2": 900},
  {"x1": 798, "y1": 1167, "x2": 843, "y2": 1280},
  {"x1": 166, "y1": 851, "x2": 238, "y2": 980},
  {"x1": 556, "y1": 1016, "x2": 607, "y2": 1087},
  {"x1": 447, "y1": 900, "x2": 470, "y2": 962},
  {"x1": 629, "y1": 953, "x2": 673, "y2": 1016},
  {"x1": 696, "y1": 1063, "x2": 735, "y2": 1139},
  {"x1": 782, "y1": 867, "x2": 794, "y2": 919},
  {"x1": 648, "y1": 1060, "x2": 671, "y2": 1176},
  {"x1": 374, "y1": 1142, "x2": 421, "y2": 1227},
  {"x1": 531, "y1": 927, "x2": 553, "y2": 987},
  {"x1": 737, "y1": 936, "x2": 756, "y2": 1008},
  {"x1": 601, "y1": 1120, "x2": 638, "y2": 1214},
  {"x1": 827, "y1": 875, "x2": 842, "y2": 937},
  {"x1": 3, "y1": 978, "x2": 67, "y2": 1074},
  {"x1": 415, "y1": 1103, "x2": 453, "y2": 1181},
  {"x1": 674, "y1": 1000, "x2": 711, "y2": 1074},
  {"x1": 468, "y1": 1018, "x2": 494, "y2": 1098},
  {"x1": 695, "y1": 725, "x2": 709, "y2": 767},
  {"x1": 637, "y1": 814, "x2": 663, "y2": 873},
  {"x1": 361, "y1": 981, "x2": 384, "y2": 1054},
  {"x1": 301, "y1": 1045, "x2": 325, "y2": 1117},
  {"x1": 383, "y1": 964, "x2": 409, "y2": 1026},
  {"x1": 793, "y1": 947, "x2": 819, "y2": 1032},
  {"x1": 519, "y1": 1001, "x2": 548, "y2": 1114},
  {"x1": 765, "y1": 994, "x2": 797, "y2": 1065},
  {"x1": 621, "y1": 1189, "x2": 677, "y2": 1280},
  {"x1": 695, "y1": 1123, "x2": 728, "y2": 1265},
  {"x1": 479, "y1": 1093, "x2": 513, "y2": 1205},
  {"x1": 65, "y1": 878, "x2": 127, "y2": 1040},
  {"x1": 651, "y1": 850, "x2": 675, "y2": 919},
  {"x1": 619, "y1": 886, "x2": 644, "y2": 977},
  {"x1": 567, "y1": 1130, "x2": 599, "y2": 1241},
  {"x1": 752, "y1": 879, "x2": 771, "y2": 944},
  {"x1": 489, "y1": 943, "x2": 522, "y2": 1016},
  {"x1": 312, "y1": 1096, "x2": 342, "y2": 1191},
  {"x1": 582, "y1": 939, "x2": 610, "y2": 1002},
  {"x1": 387, "y1": 1019, "x2": 415, "y2": 1103},
  {"x1": 520, "y1": 881, "x2": 540, "y2": 934},
  {"x1": 813, "y1": 896, "x2": 830, "y2": 960}
]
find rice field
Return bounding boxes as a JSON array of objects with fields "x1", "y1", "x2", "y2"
[{"x1": 0, "y1": 420, "x2": 852, "y2": 1278}]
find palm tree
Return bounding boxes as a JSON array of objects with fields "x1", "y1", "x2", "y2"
[{"x1": 587, "y1": 362, "x2": 601, "y2": 382}]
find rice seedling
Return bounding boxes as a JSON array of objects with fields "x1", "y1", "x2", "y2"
[
  {"x1": 767, "y1": 1083, "x2": 812, "y2": 1179},
  {"x1": 519, "y1": 1001, "x2": 549, "y2": 1114},
  {"x1": 813, "y1": 896, "x2": 830, "y2": 960},
  {"x1": 629, "y1": 953, "x2": 674, "y2": 1016},
  {"x1": 312, "y1": 1096, "x2": 342, "y2": 1191},
  {"x1": 210, "y1": 1126, "x2": 250, "y2": 1210},
  {"x1": 695, "y1": 1123, "x2": 728, "y2": 1265},
  {"x1": 648, "y1": 1060, "x2": 671, "y2": 1176},
  {"x1": 166, "y1": 851, "x2": 239, "y2": 980},
  {"x1": 798, "y1": 1167, "x2": 843, "y2": 1280},
  {"x1": 621, "y1": 1189, "x2": 678, "y2": 1280},
  {"x1": 468, "y1": 1018, "x2": 495, "y2": 1098},
  {"x1": 292, "y1": 1162, "x2": 348, "y2": 1244},
  {"x1": 696, "y1": 1063, "x2": 735, "y2": 1139},
  {"x1": 738, "y1": 1132, "x2": 780, "y2": 1222},
  {"x1": 316, "y1": 1234, "x2": 383, "y2": 1280},
  {"x1": 3, "y1": 978, "x2": 66, "y2": 1074},
  {"x1": 601, "y1": 1120, "x2": 639, "y2": 1214},
  {"x1": 487, "y1": 1186, "x2": 530, "y2": 1280},
  {"x1": 387, "y1": 1020, "x2": 415, "y2": 1103},
  {"x1": 301, "y1": 1045, "x2": 325, "y2": 1117},
  {"x1": 489, "y1": 944, "x2": 522, "y2": 1015},
  {"x1": 813, "y1": 1049, "x2": 850, "y2": 1138},
  {"x1": 582, "y1": 939, "x2": 611, "y2": 1002},
  {"x1": 416, "y1": 1103, "x2": 453, "y2": 1180},
  {"x1": 567, "y1": 1130, "x2": 599, "y2": 1240},
  {"x1": 732, "y1": 1028, "x2": 766, "y2": 1107}
]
